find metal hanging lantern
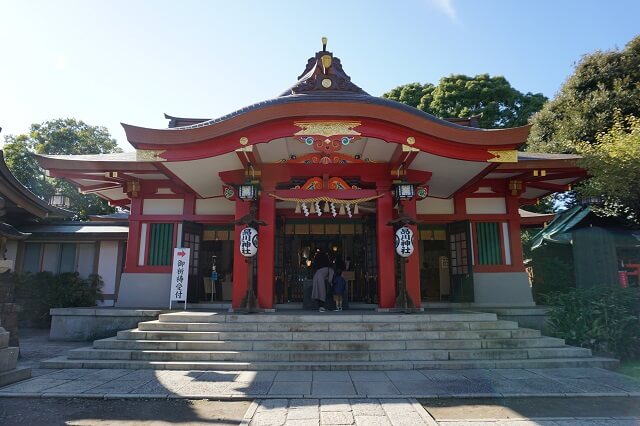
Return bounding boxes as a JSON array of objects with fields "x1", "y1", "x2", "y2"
[
  {"x1": 238, "y1": 183, "x2": 258, "y2": 201},
  {"x1": 395, "y1": 226, "x2": 414, "y2": 257},
  {"x1": 49, "y1": 193, "x2": 71, "y2": 208},
  {"x1": 239, "y1": 227, "x2": 258, "y2": 257},
  {"x1": 394, "y1": 183, "x2": 415, "y2": 200}
]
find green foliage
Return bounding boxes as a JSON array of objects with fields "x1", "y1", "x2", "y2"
[
  {"x1": 383, "y1": 74, "x2": 546, "y2": 128},
  {"x1": 14, "y1": 272, "x2": 104, "y2": 327},
  {"x1": 2, "y1": 118, "x2": 123, "y2": 220},
  {"x1": 543, "y1": 286, "x2": 640, "y2": 360},
  {"x1": 530, "y1": 245, "x2": 575, "y2": 302},
  {"x1": 528, "y1": 35, "x2": 640, "y2": 153},
  {"x1": 576, "y1": 114, "x2": 640, "y2": 225}
]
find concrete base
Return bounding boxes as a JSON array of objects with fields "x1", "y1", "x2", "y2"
[
  {"x1": 473, "y1": 272, "x2": 535, "y2": 307},
  {"x1": 479, "y1": 306, "x2": 550, "y2": 331},
  {"x1": 115, "y1": 273, "x2": 171, "y2": 308},
  {"x1": 49, "y1": 308, "x2": 163, "y2": 341},
  {"x1": 0, "y1": 366, "x2": 31, "y2": 387},
  {"x1": 0, "y1": 346, "x2": 18, "y2": 372}
]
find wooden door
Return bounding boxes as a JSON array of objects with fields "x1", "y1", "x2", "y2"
[
  {"x1": 182, "y1": 222, "x2": 203, "y2": 303},
  {"x1": 446, "y1": 221, "x2": 474, "y2": 302}
]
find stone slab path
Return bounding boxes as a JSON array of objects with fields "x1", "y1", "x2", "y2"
[
  {"x1": 1, "y1": 367, "x2": 640, "y2": 399},
  {"x1": 242, "y1": 398, "x2": 438, "y2": 426}
]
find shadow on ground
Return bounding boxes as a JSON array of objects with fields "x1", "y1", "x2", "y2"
[
  {"x1": 421, "y1": 396, "x2": 640, "y2": 421},
  {"x1": 0, "y1": 397, "x2": 250, "y2": 426}
]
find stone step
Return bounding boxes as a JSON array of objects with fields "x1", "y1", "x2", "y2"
[
  {"x1": 117, "y1": 328, "x2": 541, "y2": 342},
  {"x1": 94, "y1": 336, "x2": 565, "y2": 351},
  {"x1": 138, "y1": 320, "x2": 519, "y2": 332},
  {"x1": 68, "y1": 345, "x2": 591, "y2": 363},
  {"x1": 157, "y1": 312, "x2": 499, "y2": 324},
  {"x1": 40, "y1": 356, "x2": 619, "y2": 371}
]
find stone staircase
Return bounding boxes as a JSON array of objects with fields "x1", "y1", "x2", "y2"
[{"x1": 41, "y1": 310, "x2": 619, "y2": 371}]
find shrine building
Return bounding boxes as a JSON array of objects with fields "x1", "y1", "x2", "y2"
[{"x1": 36, "y1": 41, "x2": 586, "y2": 310}]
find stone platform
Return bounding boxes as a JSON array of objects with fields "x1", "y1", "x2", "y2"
[{"x1": 40, "y1": 310, "x2": 618, "y2": 371}]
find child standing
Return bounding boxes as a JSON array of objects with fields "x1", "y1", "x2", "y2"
[{"x1": 332, "y1": 269, "x2": 346, "y2": 312}]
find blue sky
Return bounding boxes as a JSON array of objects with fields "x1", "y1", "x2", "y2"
[{"x1": 1, "y1": 0, "x2": 638, "y2": 151}]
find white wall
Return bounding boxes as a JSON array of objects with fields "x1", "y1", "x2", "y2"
[
  {"x1": 97, "y1": 241, "x2": 120, "y2": 307},
  {"x1": 417, "y1": 197, "x2": 455, "y2": 214},
  {"x1": 195, "y1": 198, "x2": 234, "y2": 215},
  {"x1": 465, "y1": 197, "x2": 507, "y2": 214},
  {"x1": 143, "y1": 199, "x2": 184, "y2": 215},
  {"x1": 76, "y1": 243, "x2": 96, "y2": 277}
]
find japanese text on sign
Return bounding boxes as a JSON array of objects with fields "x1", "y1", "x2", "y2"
[
  {"x1": 395, "y1": 226, "x2": 414, "y2": 258},
  {"x1": 170, "y1": 248, "x2": 191, "y2": 302},
  {"x1": 240, "y1": 227, "x2": 258, "y2": 257}
]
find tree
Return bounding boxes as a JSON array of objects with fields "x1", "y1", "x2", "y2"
[
  {"x1": 577, "y1": 114, "x2": 640, "y2": 226},
  {"x1": 3, "y1": 118, "x2": 123, "y2": 219},
  {"x1": 528, "y1": 35, "x2": 640, "y2": 153},
  {"x1": 383, "y1": 74, "x2": 547, "y2": 129}
]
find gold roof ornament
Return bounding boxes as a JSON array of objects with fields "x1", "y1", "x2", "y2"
[
  {"x1": 294, "y1": 121, "x2": 362, "y2": 137},
  {"x1": 487, "y1": 150, "x2": 518, "y2": 163},
  {"x1": 322, "y1": 37, "x2": 328, "y2": 51}
]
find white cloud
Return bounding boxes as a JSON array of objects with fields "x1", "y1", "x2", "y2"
[
  {"x1": 428, "y1": 0, "x2": 458, "y2": 22},
  {"x1": 55, "y1": 55, "x2": 66, "y2": 70}
]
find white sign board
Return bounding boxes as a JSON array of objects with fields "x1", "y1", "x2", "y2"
[
  {"x1": 239, "y1": 227, "x2": 258, "y2": 257},
  {"x1": 395, "y1": 226, "x2": 414, "y2": 257},
  {"x1": 169, "y1": 247, "x2": 190, "y2": 308}
]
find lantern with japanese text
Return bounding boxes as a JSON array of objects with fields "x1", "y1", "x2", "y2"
[
  {"x1": 395, "y1": 226, "x2": 414, "y2": 257},
  {"x1": 239, "y1": 227, "x2": 258, "y2": 257}
]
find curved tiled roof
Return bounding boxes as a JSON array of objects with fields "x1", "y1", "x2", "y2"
[{"x1": 164, "y1": 93, "x2": 474, "y2": 132}]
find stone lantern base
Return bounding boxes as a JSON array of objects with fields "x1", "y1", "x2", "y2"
[{"x1": 0, "y1": 326, "x2": 30, "y2": 387}]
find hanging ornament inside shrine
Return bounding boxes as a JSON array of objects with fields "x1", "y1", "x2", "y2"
[
  {"x1": 239, "y1": 227, "x2": 258, "y2": 257},
  {"x1": 395, "y1": 226, "x2": 414, "y2": 257}
]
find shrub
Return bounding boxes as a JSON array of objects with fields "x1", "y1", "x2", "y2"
[
  {"x1": 14, "y1": 272, "x2": 103, "y2": 327},
  {"x1": 543, "y1": 286, "x2": 640, "y2": 359},
  {"x1": 530, "y1": 245, "x2": 575, "y2": 302}
]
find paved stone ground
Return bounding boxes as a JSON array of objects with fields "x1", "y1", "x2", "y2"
[
  {"x1": 2, "y1": 367, "x2": 640, "y2": 399},
  {"x1": 5, "y1": 329, "x2": 640, "y2": 425},
  {"x1": 422, "y1": 397, "x2": 640, "y2": 426},
  {"x1": 243, "y1": 398, "x2": 437, "y2": 426},
  {"x1": 0, "y1": 397, "x2": 250, "y2": 426},
  {"x1": 16, "y1": 328, "x2": 85, "y2": 375}
]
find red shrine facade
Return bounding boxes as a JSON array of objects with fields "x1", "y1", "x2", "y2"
[{"x1": 37, "y1": 42, "x2": 586, "y2": 310}]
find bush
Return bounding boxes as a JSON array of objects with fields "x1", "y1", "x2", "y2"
[
  {"x1": 530, "y1": 245, "x2": 575, "y2": 302},
  {"x1": 543, "y1": 286, "x2": 640, "y2": 359},
  {"x1": 14, "y1": 272, "x2": 103, "y2": 327}
]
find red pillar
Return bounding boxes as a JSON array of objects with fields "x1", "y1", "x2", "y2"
[
  {"x1": 506, "y1": 195, "x2": 525, "y2": 271},
  {"x1": 124, "y1": 198, "x2": 142, "y2": 272},
  {"x1": 401, "y1": 198, "x2": 421, "y2": 308},
  {"x1": 232, "y1": 200, "x2": 251, "y2": 309},
  {"x1": 376, "y1": 186, "x2": 396, "y2": 308},
  {"x1": 257, "y1": 190, "x2": 276, "y2": 309}
]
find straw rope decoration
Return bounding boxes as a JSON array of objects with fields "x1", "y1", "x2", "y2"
[{"x1": 269, "y1": 193, "x2": 383, "y2": 217}]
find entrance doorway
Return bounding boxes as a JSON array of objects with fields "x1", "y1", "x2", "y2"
[
  {"x1": 275, "y1": 218, "x2": 378, "y2": 305},
  {"x1": 418, "y1": 225, "x2": 450, "y2": 301},
  {"x1": 191, "y1": 225, "x2": 234, "y2": 303}
]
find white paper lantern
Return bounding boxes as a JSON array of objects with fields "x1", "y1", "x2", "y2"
[
  {"x1": 395, "y1": 226, "x2": 414, "y2": 257},
  {"x1": 239, "y1": 227, "x2": 258, "y2": 257}
]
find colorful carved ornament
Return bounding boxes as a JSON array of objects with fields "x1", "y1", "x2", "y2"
[
  {"x1": 223, "y1": 185, "x2": 236, "y2": 200},
  {"x1": 292, "y1": 177, "x2": 359, "y2": 191},
  {"x1": 416, "y1": 186, "x2": 429, "y2": 200}
]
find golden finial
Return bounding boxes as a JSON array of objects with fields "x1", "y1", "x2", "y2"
[{"x1": 322, "y1": 37, "x2": 327, "y2": 51}]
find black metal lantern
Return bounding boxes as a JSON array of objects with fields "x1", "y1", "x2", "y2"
[
  {"x1": 238, "y1": 183, "x2": 258, "y2": 201},
  {"x1": 394, "y1": 183, "x2": 415, "y2": 200}
]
